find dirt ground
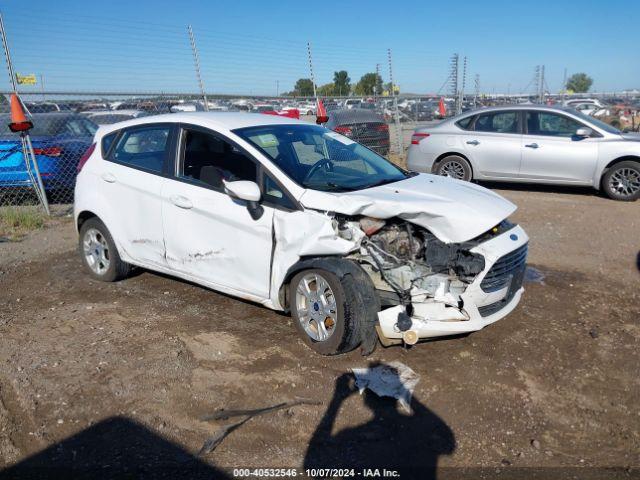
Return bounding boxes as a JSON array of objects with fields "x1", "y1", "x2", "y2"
[{"x1": 0, "y1": 185, "x2": 638, "y2": 478}]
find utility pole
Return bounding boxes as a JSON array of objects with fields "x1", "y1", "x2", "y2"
[
  {"x1": 388, "y1": 48, "x2": 402, "y2": 155},
  {"x1": 0, "y1": 12, "x2": 17, "y2": 92},
  {"x1": 459, "y1": 56, "x2": 467, "y2": 113},
  {"x1": 306, "y1": 42, "x2": 318, "y2": 102},
  {"x1": 276, "y1": 80, "x2": 279, "y2": 97},
  {"x1": 449, "y1": 53, "x2": 459, "y2": 114},
  {"x1": 474, "y1": 74, "x2": 480, "y2": 107},
  {"x1": 539, "y1": 65, "x2": 545, "y2": 103},
  {"x1": 188, "y1": 25, "x2": 208, "y2": 111},
  {"x1": 562, "y1": 67, "x2": 567, "y2": 102},
  {"x1": 375, "y1": 63, "x2": 380, "y2": 101},
  {"x1": 40, "y1": 74, "x2": 45, "y2": 101}
]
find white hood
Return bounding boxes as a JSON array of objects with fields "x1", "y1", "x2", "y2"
[{"x1": 299, "y1": 173, "x2": 516, "y2": 243}]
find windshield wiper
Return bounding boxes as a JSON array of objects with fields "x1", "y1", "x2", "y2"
[{"x1": 354, "y1": 177, "x2": 404, "y2": 190}]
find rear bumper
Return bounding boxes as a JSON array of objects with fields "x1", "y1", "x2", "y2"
[
  {"x1": 0, "y1": 174, "x2": 73, "y2": 190},
  {"x1": 406, "y1": 145, "x2": 437, "y2": 173}
]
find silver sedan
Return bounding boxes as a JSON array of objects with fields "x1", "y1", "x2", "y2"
[{"x1": 407, "y1": 105, "x2": 640, "y2": 201}]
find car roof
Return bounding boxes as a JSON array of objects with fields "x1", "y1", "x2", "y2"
[
  {"x1": 97, "y1": 112, "x2": 306, "y2": 136},
  {"x1": 328, "y1": 108, "x2": 383, "y2": 123},
  {"x1": 0, "y1": 112, "x2": 84, "y2": 120},
  {"x1": 451, "y1": 104, "x2": 582, "y2": 119},
  {"x1": 89, "y1": 109, "x2": 145, "y2": 116}
]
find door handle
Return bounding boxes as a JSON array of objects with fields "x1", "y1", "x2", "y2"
[
  {"x1": 525, "y1": 143, "x2": 539, "y2": 149},
  {"x1": 101, "y1": 172, "x2": 116, "y2": 183},
  {"x1": 170, "y1": 195, "x2": 193, "y2": 209},
  {"x1": 466, "y1": 140, "x2": 480, "y2": 145}
]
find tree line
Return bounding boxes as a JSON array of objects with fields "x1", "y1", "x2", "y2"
[{"x1": 285, "y1": 71, "x2": 396, "y2": 97}]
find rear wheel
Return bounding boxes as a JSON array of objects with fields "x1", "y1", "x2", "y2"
[
  {"x1": 436, "y1": 155, "x2": 472, "y2": 181},
  {"x1": 602, "y1": 161, "x2": 640, "y2": 201},
  {"x1": 290, "y1": 268, "x2": 363, "y2": 355},
  {"x1": 79, "y1": 217, "x2": 132, "y2": 282}
]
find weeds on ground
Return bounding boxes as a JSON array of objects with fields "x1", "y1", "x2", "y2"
[
  {"x1": 0, "y1": 207, "x2": 46, "y2": 241},
  {"x1": 387, "y1": 153, "x2": 407, "y2": 169}
]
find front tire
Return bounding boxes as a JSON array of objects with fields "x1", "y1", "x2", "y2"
[
  {"x1": 290, "y1": 268, "x2": 363, "y2": 355},
  {"x1": 602, "y1": 161, "x2": 640, "y2": 201},
  {"x1": 436, "y1": 155, "x2": 473, "y2": 181},
  {"x1": 79, "y1": 217, "x2": 132, "y2": 282}
]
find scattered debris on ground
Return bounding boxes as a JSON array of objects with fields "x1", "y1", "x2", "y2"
[
  {"x1": 352, "y1": 361, "x2": 419, "y2": 413},
  {"x1": 198, "y1": 398, "x2": 322, "y2": 455}
]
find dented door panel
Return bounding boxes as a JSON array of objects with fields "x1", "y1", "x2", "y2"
[{"x1": 161, "y1": 179, "x2": 274, "y2": 298}]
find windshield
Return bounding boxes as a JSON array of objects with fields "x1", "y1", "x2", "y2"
[
  {"x1": 234, "y1": 124, "x2": 409, "y2": 192},
  {"x1": 566, "y1": 108, "x2": 621, "y2": 134}
]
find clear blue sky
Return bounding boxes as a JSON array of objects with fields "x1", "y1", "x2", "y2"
[{"x1": 1, "y1": 0, "x2": 638, "y2": 95}]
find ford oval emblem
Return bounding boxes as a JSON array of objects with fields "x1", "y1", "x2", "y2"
[{"x1": 510, "y1": 234, "x2": 518, "y2": 241}]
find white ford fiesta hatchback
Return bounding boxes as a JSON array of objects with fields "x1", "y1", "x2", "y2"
[{"x1": 74, "y1": 112, "x2": 529, "y2": 355}]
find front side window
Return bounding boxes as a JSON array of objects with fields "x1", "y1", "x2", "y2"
[
  {"x1": 111, "y1": 126, "x2": 170, "y2": 173},
  {"x1": 263, "y1": 173, "x2": 295, "y2": 209},
  {"x1": 474, "y1": 112, "x2": 519, "y2": 133},
  {"x1": 234, "y1": 124, "x2": 409, "y2": 193},
  {"x1": 526, "y1": 112, "x2": 582, "y2": 137},
  {"x1": 179, "y1": 129, "x2": 256, "y2": 189}
]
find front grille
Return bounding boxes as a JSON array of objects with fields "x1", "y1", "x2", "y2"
[
  {"x1": 478, "y1": 243, "x2": 528, "y2": 318},
  {"x1": 480, "y1": 244, "x2": 528, "y2": 293}
]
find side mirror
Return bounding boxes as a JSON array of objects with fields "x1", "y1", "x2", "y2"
[
  {"x1": 575, "y1": 127, "x2": 593, "y2": 137},
  {"x1": 224, "y1": 180, "x2": 263, "y2": 220},
  {"x1": 224, "y1": 180, "x2": 261, "y2": 201}
]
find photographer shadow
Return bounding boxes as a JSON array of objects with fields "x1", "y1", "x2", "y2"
[
  {"x1": 0, "y1": 416, "x2": 230, "y2": 480},
  {"x1": 304, "y1": 365, "x2": 455, "y2": 479}
]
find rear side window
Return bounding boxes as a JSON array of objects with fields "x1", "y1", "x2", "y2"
[
  {"x1": 102, "y1": 132, "x2": 117, "y2": 157},
  {"x1": 110, "y1": 126, "x2": 170, "y2": 174},
  {"x1": 62, "y1": 118, "x2": 98, "y2": 136},
  {"x1": 474, "y1": 111, "x2": 519, "y2": 133},
  {"x1": 455, "y1": 116, "x2": 474, "y2": 130}
]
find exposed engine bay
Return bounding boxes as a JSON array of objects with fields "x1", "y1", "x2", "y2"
[
  {"x1": 330, "y1": 215, "x2": 518, "y2": 344},
  {"x1": 336, "y1": 216, "x2": 485, "y2": 306}
]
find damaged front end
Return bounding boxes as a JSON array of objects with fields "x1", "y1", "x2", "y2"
[{"x1": 336, "y1": 215, "x2": 529, "y2": 345}]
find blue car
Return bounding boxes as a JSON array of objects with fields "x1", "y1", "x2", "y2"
[{"x1": 0, "y1": 112, "x2": 97, "y2": 202}]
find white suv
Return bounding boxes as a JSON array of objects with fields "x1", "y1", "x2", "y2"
[{"x1": 74, "y1": 112, "x2": 528, "y2": 355}]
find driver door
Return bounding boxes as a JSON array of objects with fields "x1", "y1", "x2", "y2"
[
  {"x1": 520, "y1": 110, "x2": 598, "y2": 183},
  {"x1": 161, "y1": 125, "x2": 274, "y2": 298}
]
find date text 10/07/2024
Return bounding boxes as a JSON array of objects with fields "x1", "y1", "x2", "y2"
[{"x1": 232, "y1": 468, "x2": 401, "y2": 478}]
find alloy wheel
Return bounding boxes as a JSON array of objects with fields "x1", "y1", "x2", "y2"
[
  {"x1": 83, "y1": 228, "x2": 110, "y2": 275},
  {"x1": 295, "y1": 273, "x2": 338, "y2": 342},
  {"x1": 440, "y1": 160, "x2": 466, "y2": 179},
  {"x1": 609, "y1": 167, "x2": 640, "y2": 198}
]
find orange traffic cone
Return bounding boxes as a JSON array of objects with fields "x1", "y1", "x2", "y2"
[
  {"x1": 8, "y1": 93, "x2": 33, "y2": 133},
  {"x1": 438, "y1": 97, "x2": 447, "y2": 117},
  {"x1": 316, "y1": 98, "x2": 328, "y2": 124}
]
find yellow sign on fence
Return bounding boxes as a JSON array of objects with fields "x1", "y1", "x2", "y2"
[{"x1": 16, "y1": 73, "x2": 37, "y2": 85}]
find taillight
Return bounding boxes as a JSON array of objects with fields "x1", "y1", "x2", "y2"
[
  {"x1": 411, "y1": 132, "x2": 430, "y2": 145},
  {"x1": 33, "y1": 146, "x2": 62, "y2": 157},
  {"x1": 334, "y1": 126, "x2": 353, "y2": 136},
  {"x1": 77, "y1": 143, "x2": 96, "y2": 173},
  {"x1": 375, "y1": 124, "x2": 389, "y2": 132}
]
